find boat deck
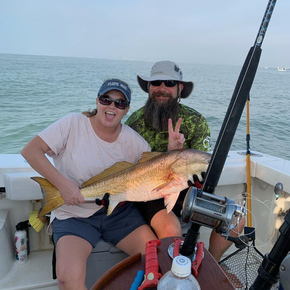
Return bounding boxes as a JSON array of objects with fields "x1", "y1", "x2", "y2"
[{"x1": 0, "y1": 250, "x2": 58, "y2": 290}]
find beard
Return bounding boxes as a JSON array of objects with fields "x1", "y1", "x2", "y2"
[{"x1": 143, "y1": 92, "x2": 180, "y2": 131}]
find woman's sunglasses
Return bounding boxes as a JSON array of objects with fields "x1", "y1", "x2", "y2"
[
  {"x1": 150, "y1": 80, "x2": 179, "y2": 87},
  {"x1": 98, "y1": 95, "x2": 129, "y2": 110}
]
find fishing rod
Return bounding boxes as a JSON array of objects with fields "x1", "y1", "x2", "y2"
[
  {"x1": 202, "y1": 0, "x2": 277, "y2": 194},
  {"x1": 180, "y1": 0, "x2": 277, "y2": 256}
]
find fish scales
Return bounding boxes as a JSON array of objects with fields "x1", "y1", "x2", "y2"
[
  {"x1": 78, "y1": 149, "x2": 210, "y2": 212},
  {"x1": 81, "y1": 153, "x2": 173, "y2": 201}
]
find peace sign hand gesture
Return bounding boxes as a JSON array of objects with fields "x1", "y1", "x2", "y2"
[{"x1": 167, "y1": 118, "x2": 185, "y2": 151}]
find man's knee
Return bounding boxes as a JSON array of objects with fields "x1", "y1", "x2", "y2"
[{"x1": 151, "y1": 210, "x2": 181, "y2": 238}]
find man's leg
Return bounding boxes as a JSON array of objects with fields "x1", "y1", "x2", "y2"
[
  {"x1": 150, "y1": 209, "x2": 181, "y2": 239},
  {"x1": 134, "y1": 199, "x2": 181, "y2": 239},
  {"x1": 209, "y1": 217, "x2": 245, "y2": 261},
  {"x1": 116, "y1": 224, "x2": 157, "y2": 255}
]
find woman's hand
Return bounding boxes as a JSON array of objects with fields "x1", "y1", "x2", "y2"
[
  {"x1": 168, "y1": 118, "x2": 185, "y2": 151},
  {"x1": 58, "y1": 178, "x2": 85, "y2": 206}
]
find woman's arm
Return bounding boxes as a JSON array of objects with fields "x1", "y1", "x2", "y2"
[{"x1": 21, "y1": 136, "x2": 84, "y2": 205}]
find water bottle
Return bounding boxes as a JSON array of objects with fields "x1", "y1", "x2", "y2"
[
  {"x1": 157, "y1": 256, "x2": 201, "y2": 290},
  {"x1": 15, "y1": 222, "x2": 28, "y2": 264}
]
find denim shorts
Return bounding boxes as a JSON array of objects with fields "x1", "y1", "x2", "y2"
[{"x1": 52, "y1": 202, "x2": 146, "y2": 247}]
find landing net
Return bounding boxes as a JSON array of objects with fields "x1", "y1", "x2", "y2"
[{"x1": 219, "y1": 241, "x2": 279, "y2": 290}]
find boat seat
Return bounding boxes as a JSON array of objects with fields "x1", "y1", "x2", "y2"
[{"x1": 4, "y1": 171, "x2": 42, "y2": 200}]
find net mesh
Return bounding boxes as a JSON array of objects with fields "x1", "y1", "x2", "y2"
[{"x1": 219, "y1": 243, "x2": 279, "y2": 290}]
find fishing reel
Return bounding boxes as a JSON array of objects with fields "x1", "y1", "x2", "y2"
[{"x1": 181, "y1": 187, "x2": 246, "y2": 238}]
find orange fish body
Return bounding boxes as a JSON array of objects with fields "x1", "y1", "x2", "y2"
[{"x1": 32, "y1": 149, "x2": 211, "y2": 217}]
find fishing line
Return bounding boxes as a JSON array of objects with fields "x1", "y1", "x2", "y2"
[
  {"x1": 221, "y1": 194, "x2": 279, "y2": 250},
  {"x1": 246, "y1": 96, "x2": 253, "y2": 227}
]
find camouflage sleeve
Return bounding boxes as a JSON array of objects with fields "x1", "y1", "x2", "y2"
[
  {"x1": 125, "y1": 107, "x2": 146, "y2": 134},
  {"x1": 125, "y1": 108, "x2": 144, "y2": 126},
  {"x1": 189, "y1": 115, "x2": 211, "y2": 152},
  {"x1": 180, "y1": 105, "x2": 211, "y2": 152},
  {"x1": 127, "y1": 105, "x2": 211, "y2": 152}
]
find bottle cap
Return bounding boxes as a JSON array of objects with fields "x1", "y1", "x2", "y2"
[
  {"x1": 16, "y1": 221, "x2": 28, "y2": 231},
  {"x1": 171, "y1": 255, "x2": 192, "y2": 277}
]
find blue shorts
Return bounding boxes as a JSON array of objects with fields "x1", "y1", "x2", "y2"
[{"x1": 52, "y1": 202, "x2": 146, "y2": 247}]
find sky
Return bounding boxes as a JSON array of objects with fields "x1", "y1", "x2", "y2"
[{"x1": 1, "y1": 0, "x2": 289, "y2": 67}]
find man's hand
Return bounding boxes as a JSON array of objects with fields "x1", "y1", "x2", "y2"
[
  {"x1": 188, "y1": 172, "x2": 206, "y2": 189},
  {"x1": 167, "y1": 118, "x2": 185, "y2": 151},
  {"x1": 95, "y1": 193, "x2": 110, "y2": 210}
]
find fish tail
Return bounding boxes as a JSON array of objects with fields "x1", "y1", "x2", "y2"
[{"x1": 31, "y1": 177, "x2": 65, "y2": 217}]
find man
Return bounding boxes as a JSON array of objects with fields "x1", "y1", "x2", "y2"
[
  {"x1": 126, "y1": 61, "x2": 210, "y2": 152},
  {"x1": 125, "y1": 61, "x2": 244, "y2": 261}
]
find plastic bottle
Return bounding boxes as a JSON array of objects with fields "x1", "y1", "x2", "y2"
[
  {"x1": 15, "y1": 222, "x2": 28, "y2": 264},
  {"x1": 157, "y1": 255, "x2": 201, "y2": 290}
]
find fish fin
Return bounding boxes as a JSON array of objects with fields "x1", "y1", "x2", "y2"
[
  {"x1": 153, "y1": 178, "x2": 175, "y2": 191},
  {"x1": 156, "y1": 175, "x2": 186, "y2": 212},
  {"x1": 151, "y1": 172, "x2": 176, "y2": 191},
  {"x1": 82, "y1": 162, "x2": 134, "y2": 187},
  {"x1": 138, "y1": 151, "x2": 163, "y2": 164},
  {"x1": 164, "y1": 192, "x2": 180, "y2": 213},
  {"x1": 31, "y1": 177, "x2": 65, "y2": 217},
  {"x1": 106, "y1": 200, "x2": 120, "y2": 215}
]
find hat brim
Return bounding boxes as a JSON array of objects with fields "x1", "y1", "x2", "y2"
[{"x1": 137, "y1": 75, "x2": 194, "y2": 99}]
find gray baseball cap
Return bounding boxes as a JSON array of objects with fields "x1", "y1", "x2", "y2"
[
  {"x1": 137, "y1": 61, "x2": 194, "y2": 98},
  {"x1": 98, "y1": 79, "x2": 131, "y2": 103}
]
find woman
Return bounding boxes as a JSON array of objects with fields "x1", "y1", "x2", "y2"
[{"x1": 21, "y1": 79, "x2": 159, "y2": 290}]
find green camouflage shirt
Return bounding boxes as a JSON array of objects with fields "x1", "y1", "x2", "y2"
[{"x1": 125, "y1": 104, "x2": 211, "y2": 152}]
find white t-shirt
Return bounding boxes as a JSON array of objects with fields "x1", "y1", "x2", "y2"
[{"x1": 38, "y1": 113, "x2": 150, "y2": 225}]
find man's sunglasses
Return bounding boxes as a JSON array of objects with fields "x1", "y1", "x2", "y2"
[
  {"x1": 98, "y1": 95, "x2": 129, "y2": 110},
  {"x1": 150, "y1": 80, "x2": 179, "y2": 87}
]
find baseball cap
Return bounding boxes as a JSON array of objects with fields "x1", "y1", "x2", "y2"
[{"x1": 98, "y1": 79, "x2": 131, "y2": 103}]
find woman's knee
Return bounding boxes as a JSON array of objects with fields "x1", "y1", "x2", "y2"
[{"x1": 56, "y1": 263, "x2": 87, "y2": 290}]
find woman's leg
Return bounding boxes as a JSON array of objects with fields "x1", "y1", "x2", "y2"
[{"x1": 56, "y1": 235, "x2": 92, "y2": 290}]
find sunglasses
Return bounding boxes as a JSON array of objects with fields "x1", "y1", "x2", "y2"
[
  {"x1": 150, "y1": 80, "x2": 179, "y2": 87},
  {"x1": 98, "y1": 95, "x2": 129, "y2": 110}
]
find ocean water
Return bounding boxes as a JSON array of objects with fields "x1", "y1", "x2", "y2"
[{"x1": 1, "y1": 53, "x2": 289, "y2": 160}]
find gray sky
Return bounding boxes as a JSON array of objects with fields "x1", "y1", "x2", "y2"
[{"x1": 1, "y1": 0, "x2": 289, "y2": 67}]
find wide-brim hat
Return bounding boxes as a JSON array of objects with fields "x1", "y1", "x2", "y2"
[{"x1": 137, "y1": 61, "x2": 194, "y2": 98}]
